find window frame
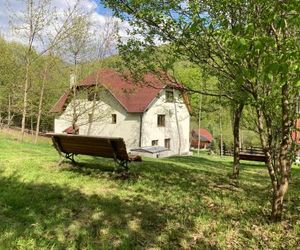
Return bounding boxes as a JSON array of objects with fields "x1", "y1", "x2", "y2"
[
  {"x1": 152, "y1": 140, "x2": 158, "y2": 146},
  {"x1": 157, "y1": 114, "x2": 166, "y2": 127},
  {"x1": 165, "y1": 90, "x2": 174, "y2": 102},
  {"x1": 164, "y1": 138, "x2": 171, "y2": 150},
  {"x1": 111, "y1": 114, "x2": 117, "y2": 124}
]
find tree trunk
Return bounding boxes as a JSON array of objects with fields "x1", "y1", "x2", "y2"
[
  {"x1": 21, "y1": 0, "x2": 34, "y2": 140},
  {"x1": 21, "y1": 61, "x2": 30, "y2": 140},
  {"x1": 7, "y1": 94, "x2": 11, "y2": 128},
  {"x1": 71, "y1": 58, "x2": 78, "y2": 134},
  {"x1": 232, "y1": 103, "x2": 244, "y2": 178},
  {"x1": 255, "y1": 82, "x2": 293, "y2": 221},
  {"x1": 271, "y1": 176, "x2": 289, "y2": 221},
  {"x1": 256, "y1": 108, "x2": 281, "y2": 220},
  {"x1": 0, "y1": 113, "x2": 3, "y2": 129},
  {"x1": 173, "y1": 88, "x2": 181, "y2": 155},
  {"x1": 219, "y1": 110, "x2": 223, "y2": 156},
  {"x1": 87, "y1": 89, "x2": 97, "y2": 136},
  {"x1": 30, "y1": 115, "x2": 34, "y2": 135},
  {"x1": 197, "y1": 94, "x2": 202, "y2": 155},
  {"x1": 35, "y1": 64, "x2": 48, "y2": 144},
  {"x1": 87, "y1": 74, "x2": 101, "y2": 135},
  {"x1": 271, "y1": 83, "x2": 292, "y2": 221}
]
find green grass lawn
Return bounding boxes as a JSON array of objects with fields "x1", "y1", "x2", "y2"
[{"x1": 0, "y1": 130, "x2": 300, "y2": 249}]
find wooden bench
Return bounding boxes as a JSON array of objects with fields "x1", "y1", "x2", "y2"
[
  {"x1": 224, "y1": 147, "x2": 267, "y2": 162},
  {"x1": 239, "y1": 147, "x2": 267, "y2": 162},
  {"x1": 239, "y1": 153, "x2": 267, "y2": 162},
  {"x1": 48, "y1": 133, "x2": 141, "y2": 170}
]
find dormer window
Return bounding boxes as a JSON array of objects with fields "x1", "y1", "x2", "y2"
[{"x1": 166, "y1": 90, "x2": 174, "y2": 102}]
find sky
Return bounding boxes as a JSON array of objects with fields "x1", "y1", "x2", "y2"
[{"x1": 0, "y1": 0, "x2": 128, "y2": 53}]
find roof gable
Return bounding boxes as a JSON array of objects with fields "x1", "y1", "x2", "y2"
[
  {"x1": 191, "y1": 128, "x2": 213, "y2": 142},
  {"x1": 50, "y1": 68, "x2": 187, "y2": 113},
  {"x1": 49, "y1": 91, "x2": 70, "y2": 113}
]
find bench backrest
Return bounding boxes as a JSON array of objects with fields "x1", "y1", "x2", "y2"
[
  {"x1": 239, "y1": 152, "x2": 267, "y2": 162},
  {"x1": 49, "y1": 134, "x2": 129, "y2": 161}
]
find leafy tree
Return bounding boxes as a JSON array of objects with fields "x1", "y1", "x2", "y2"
[
  {"x1": 61, "y1": 13, "x2": 118, "y2": 134},
  {"x1": 0, "y1": 38, "x2": 24, "y2": 127},
  {"x1": 8, "y1": 0, "x2": 86, "y2": 139},
  {"x1": 102, "y1": 0, "x2": 300, "y2": 221},
  {"x1": 103, "y1": 1, "x2": 250, "y2": 178}
]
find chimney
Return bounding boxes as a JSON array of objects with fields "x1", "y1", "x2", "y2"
[{"x1": 70, "y1": 71, "x2": 76, "y2": 89}]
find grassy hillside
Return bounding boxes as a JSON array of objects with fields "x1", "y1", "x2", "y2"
[{"x1": 0, "y1": 130, "x2": 299, "y2": 249}]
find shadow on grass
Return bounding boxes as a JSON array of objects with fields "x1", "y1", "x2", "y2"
[
  {"x1": 59, "y1": 157, "x2": 142, "y2": 182},
  {"x1": 62, "y1": 155, "x2": 272, "y2": 220},
  {"x1": 1, "y1": 154, "x2": 300, "y2": 248},
  {"x1": 0, "y1": 172, "x2": 200, "y2": 249},
  {"x1": 61, "y1": 155, "x2": 270, "y2": 205}
]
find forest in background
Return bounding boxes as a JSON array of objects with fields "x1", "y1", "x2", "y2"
[
  {"x1": 0, "y1": 35, "x2": 260, "y2": 149},
  {"x1": 0, "y1": 36, "x2": 116, "y2": 131}
]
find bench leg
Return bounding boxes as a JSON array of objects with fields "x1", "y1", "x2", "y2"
[
  {"x1": 121, "y1": 160, "x2": 129, "y2": 170},
  {"x1": 114, "y1": 159, "x2": 129, "y2": 172},
  {"x1": 65, "y1": 153, "x2": 76, "y2": 165},
  {"x1": 57, "y1": 153, "x2": 76, "y2": 166}
]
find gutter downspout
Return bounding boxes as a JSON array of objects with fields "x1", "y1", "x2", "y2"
[
  {"x1": 139, "y1": 113, "x2": 144, "y2": 147},
  {"x1": 173, "y1": 88, "x2": 181, "y2": 155}
]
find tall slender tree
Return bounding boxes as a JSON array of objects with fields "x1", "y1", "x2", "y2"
[
  {"x1": 102, "y1": 0, "x2": 300, "y2": 220},
  {"x1": 9, "y1": 0, "x2": 84, "y2": 139}
]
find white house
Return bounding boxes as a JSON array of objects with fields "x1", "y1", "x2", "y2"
[{"x1": 50, "y1": 68, "x2": 191, "y2": 157}]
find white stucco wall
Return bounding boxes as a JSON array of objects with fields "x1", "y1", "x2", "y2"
[
  {"x1": 141, "y1": 88, "x2": 190, "y2": 155},
  {"x1": 54, "y1": 89, "x2": 141, "y2": 150}
]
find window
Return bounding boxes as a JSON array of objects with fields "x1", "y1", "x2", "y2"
[
  {"x1": 112, "y1": 114, "x2": 117, "y2": 124},
  {"x1": 164, "y1": 138, "x2": 171, "y2": 150},
  {"x1": 157, "y1": 114, "x2": 165, "y2": 127},
  {"x1": 166, "y1": 90, "x2": 174, "y2": 102},
  {"x1": 88, "y1": 113, "x2": 93, "y2": 123},
  {"x1": 152, "y1": 140, "x2": 158, "y2": 146}
]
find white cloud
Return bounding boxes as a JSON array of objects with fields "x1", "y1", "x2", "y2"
[{"x1": 0, "y1": 0, "x2": 129, "y2": 56}]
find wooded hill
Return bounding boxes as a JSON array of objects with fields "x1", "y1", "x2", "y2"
[{"x1": 0, "y1": 36, "x2": 260, "y2": 148}]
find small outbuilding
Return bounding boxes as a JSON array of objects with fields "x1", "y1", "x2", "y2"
[{"x1": 190, "y1": 128, "x2": 213, "y2": 149}]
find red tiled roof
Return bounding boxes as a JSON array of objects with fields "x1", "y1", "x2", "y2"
[
  {"x1": 191, "y1": 128, "x2": 213, "y2": 142},
  {"x1": 49, "y1": 91, "x2": 70, "y2": 113},
  {"x1": 63, "y1": 125, "x2": 79, "y2": 134},
  {"x1": 50, "y1": 68, "x2": 186, "y2": 113}
]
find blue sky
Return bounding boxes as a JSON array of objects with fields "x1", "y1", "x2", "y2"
[{"x1": 93, "y1": 0, "x2": 113, "y2": 15}]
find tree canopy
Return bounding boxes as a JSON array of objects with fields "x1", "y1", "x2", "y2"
[{"x1": 102, "y1": 0, "x2": 300, "y2": 220}]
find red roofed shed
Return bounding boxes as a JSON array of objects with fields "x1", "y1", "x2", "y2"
[{"x1": 190, "y1": 128, "x2": 214, "y2": 149}]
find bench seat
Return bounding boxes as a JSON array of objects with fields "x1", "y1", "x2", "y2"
[{"x1": 48, "y1": 133, "x2": 140, "y2": 169}]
